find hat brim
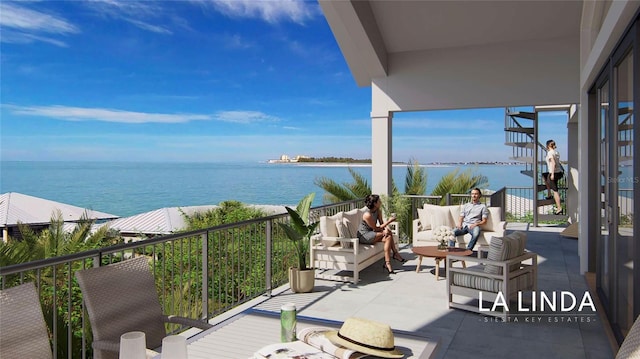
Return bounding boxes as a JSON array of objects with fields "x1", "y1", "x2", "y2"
[{"x1": 325, "y1": 331, "x2": 404, "y2": 358}]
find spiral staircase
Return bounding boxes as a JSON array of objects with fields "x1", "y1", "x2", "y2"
[{"x1": 504, "y1": 105, "x2": 571, "y2": 225}]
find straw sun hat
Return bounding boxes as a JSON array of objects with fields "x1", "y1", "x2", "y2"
[{"x1": 325, "y1": 317, "x2": 404, "y2": 358}]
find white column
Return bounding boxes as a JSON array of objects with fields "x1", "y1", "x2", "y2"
[
  {"x1": 371, "y1": 112, "x2": 393, "y2": 197},
  {"x1": 578, "y1": 92, "x2": 598, "y2": 274},
  {"x1": 567, "y1": 106, "x2": 579, "y2": 224}
]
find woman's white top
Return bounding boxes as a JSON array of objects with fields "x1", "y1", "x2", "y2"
[{"x1": 546, "y1": 148, "x2": 562, "y2": 173}]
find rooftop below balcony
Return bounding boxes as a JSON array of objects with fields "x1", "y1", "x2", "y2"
[{"x1": 197, "y1": 224, "x2": 615, "y2": 359}]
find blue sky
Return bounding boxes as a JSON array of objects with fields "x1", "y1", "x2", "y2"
[{"x1": 0, "y1": 0, "x2": 567, "y2": 163}]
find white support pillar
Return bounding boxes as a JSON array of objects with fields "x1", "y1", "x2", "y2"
[
  {"x1": 371, "y1": 111, "x2": 393, "y2": 198},
  {"x1": 567, "y1": 105, "x2": 579, "y2": 224},
  {"x1": 578, "y1": 92, "x2": 598, "y2": 274}
]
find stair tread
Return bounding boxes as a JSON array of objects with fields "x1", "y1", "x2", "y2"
[
  {"x1": 507, "y1": 111, "x2": 536, "y2": 120},
  {"x1": 537, "y1": 199, "x2": 556, "y2": 206},
  {"x1": 538, "y1": 214, "x2": 566, "y2": 221},
  {"x1": 504, "y1": 127, "x2": 534, "y2": 134},
  {"x1": 505, "y1": 142, "x2": 535, "y2": 148}
]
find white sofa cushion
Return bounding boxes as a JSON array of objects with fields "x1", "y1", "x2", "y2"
[
  {"x1": 417, "y1": 208, "x2": 431, "y2": 230},
  {"x1": 428, "y1": 205, "x2": 454, "y2": 229},
  {"x1": 336, "y1": 219, "x2": 349, "y2": 237},
  {"x1": 314, "y1": 242, "x2": 382, "y2": 264},
  {"x1": 342, "y1": 209, "x2": 362, "y2": 239},
  {"x1": 320, "y1": 213, "x2": 341, "y2": 237},
  {"x1": 319, "y1": 213, "x2": 342, "y2": 246},
  {"x1": 480, "y1": 207, "x2": 501, "y2": 232}
]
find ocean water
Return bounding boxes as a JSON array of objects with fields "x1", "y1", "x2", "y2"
[{"x1": 0, "y1": 161, "x2": 532, "y2": 217}]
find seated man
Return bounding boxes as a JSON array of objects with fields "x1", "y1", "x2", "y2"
[{"x1": 450, "y1": 187, "x2": 488, "y2": 250}]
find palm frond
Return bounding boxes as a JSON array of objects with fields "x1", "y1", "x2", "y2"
[
  {"x1": 314, "y1": 167, "x2": 371, "y2": 204},
  {"x1": 314, "y1": 176, "x2": 357, "y2": 203},
  {"x1": 431, "y1": 168, "x2": 459, "y2": 201},
  {"x1": 404, "y1": 159, "x2": 427, "y2": 195},
  {"x1": 344, "y1": 167, "x2": 371, "y2": 198},
  {"x1": 0, "y1": 240, "x2": 31, "y2": 266},
  {"x1": 430, "y1": 167, "x2": 489, "y2": 204}
]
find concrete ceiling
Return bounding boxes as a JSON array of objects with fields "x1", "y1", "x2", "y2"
[{"x1": 320, "y1": 0, "x2": 584, "y2": 86}]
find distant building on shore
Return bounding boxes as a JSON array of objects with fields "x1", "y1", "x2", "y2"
[{"x1": 267, "y1": 154, "x2": 310, "y2": 163}]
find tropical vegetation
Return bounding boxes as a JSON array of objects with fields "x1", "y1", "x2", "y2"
[
  {"x1": 277, "y1": 193, "x2": 319, "y2": 270},
  {"x1": 0, "y1": 211, "x2": 123, "y2": 358},
  {"x1": 0, "y1": 202, "x2": 296, "y2": 358},
  {"x1": 314, "y1": 160, "x2": 489, "y2": 237}
]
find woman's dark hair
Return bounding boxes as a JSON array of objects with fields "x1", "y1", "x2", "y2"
[
  {"x1": 546, "y1": 139, "x2": 555, "y2": 148},
  {"x1": 364, "y1": 194, "x2": 380, "y2": 209}
]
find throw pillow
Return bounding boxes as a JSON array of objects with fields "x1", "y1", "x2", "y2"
[
  {"x1": 480, "y1": 207, "x2": 502, "y2": 232},
  {"x1": 484, "y1": 235, "x2": 509, "y2": 275},
  {"x1": 336, "y1": 219, "x2": 350, "y2": 238},
  {"x1": 448, "y1": 205, "x2": 461, "y2": 221},
  {"x1": 417, "y1": 208, "x2": 431, "y2": 230},
  {"x1": 320, "y1": 213, "x2": 342, "y2": 246},
  {"x1": 320, "y1": 213, "x2": 341, "y2": 237},
  {"x1": 342, "y1": 209, "x2": 361, "y2": 239},
  {"x1": 429, "y1": 205, "x2": 454, "y2": 229},
  {"x1": 484, "y1": 231, "x2": 528, "y2": 275},
  {"x1": 336, "y1": 219, "x2": 354, "y2": 249}
]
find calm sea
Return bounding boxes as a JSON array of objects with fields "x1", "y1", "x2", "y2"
[{"x1": 0, "y1": 161, "x2": 532, "y2": 217}]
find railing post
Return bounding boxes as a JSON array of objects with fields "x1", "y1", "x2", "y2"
[
  {"x1": 92, "y1": 254, "x2": 101, "y2": 268},
  {"x1": 265, "y1": 220, "x2": 273, "y2": 297},
  {"x1": 446, "y1": 193, "x2": 452, "y2": 205},
  {"x1": 489, "y1": 188, "x2": 507, "y2": 220},
  {"x1": 201, "y1": 232, "x2": 208, "y2": 320}
]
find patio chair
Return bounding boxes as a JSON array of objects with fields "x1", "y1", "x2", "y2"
[
  {"x1": 446, "y1": 231, "x2": 537, "y2": 319},
  {"x1": 0, "y1": 282, "x2": 52, "y2": 359},
  {"x1": 75, "y1": 256, "x2": 212, "y2": 359},
  {"x1": 616, "y1": 314, "x2": 640, "y2": 359}
]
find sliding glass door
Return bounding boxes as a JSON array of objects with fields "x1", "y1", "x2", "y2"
[
  {"x1": 594, "y1": 18, "x2": 638, "y2": 341},
  {"x1": 613, "y1": 48, "x2": 634, "y2": 336}
]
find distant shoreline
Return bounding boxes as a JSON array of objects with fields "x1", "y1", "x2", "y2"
[{"x1": 268, "y1": 161, "x2": 524, "y2": 166}]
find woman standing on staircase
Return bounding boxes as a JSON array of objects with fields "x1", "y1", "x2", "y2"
[{"x1": 542, "y1": 139, "x2": 564, "y2": 215}]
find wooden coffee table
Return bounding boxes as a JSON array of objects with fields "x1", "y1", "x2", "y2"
[{"x1": 412, "y1": 246, "x2": 473, "y2": 280}]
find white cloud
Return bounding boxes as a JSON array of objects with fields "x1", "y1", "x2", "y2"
[
  {"x1": 5, "y1": 105, "x2": 210, "y2": 124},
  {"x1": 0, "y1": 2, "x2": 79, "y2": 47},
  {"x1": 87, "y1": 0, "x2": 172, "y2": 34},
  {"x1": 214, "y1": 110, "x2": 279, "y2": 124},
  {"x1": 124, "y1": 18, "x2": 172, "y2": 35},
  {"x1": 205, "y1": 0, "x2": 317, "y2": 25}
]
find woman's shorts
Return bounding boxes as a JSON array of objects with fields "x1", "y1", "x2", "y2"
[
  {"x1": 357, "y1": 231, "x2": 376, "y2": 244},
  {"x1": 542, "y1": 171, "x2": 564, "y2": 192}
]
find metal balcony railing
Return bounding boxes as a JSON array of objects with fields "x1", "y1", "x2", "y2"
[
  {"x1": 0, "y1": 199, "x2": 364, "y2": 359},
  {"x1": 0, "y1": 189, "x2": 561, "y2": 358}
]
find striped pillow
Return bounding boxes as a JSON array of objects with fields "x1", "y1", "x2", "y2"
[{"x1": 484, "y1": 231, "x2": 527, "y2": 275}]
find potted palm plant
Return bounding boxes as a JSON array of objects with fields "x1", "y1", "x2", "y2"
[{"x1": 278, "y1": 192, "x2": 318, "y2": 293}]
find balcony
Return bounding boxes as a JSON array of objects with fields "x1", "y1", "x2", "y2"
[{"x1": 0, "y1": 193, "x2": 615, "y2": 358}]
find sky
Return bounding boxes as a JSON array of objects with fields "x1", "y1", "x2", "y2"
[{"x1": 0, "y1": 0, "x2": 568, "y2": 164}]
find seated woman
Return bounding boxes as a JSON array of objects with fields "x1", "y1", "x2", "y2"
[{"x1": 357, "y1": 194, "x2": 406, "y2": 274}]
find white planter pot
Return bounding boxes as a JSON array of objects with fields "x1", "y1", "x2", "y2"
[{"x1": 288, "y1": 267, "x2": 315, "y2": 293}]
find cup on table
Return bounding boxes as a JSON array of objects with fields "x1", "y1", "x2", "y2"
[
  {"x1": 161, "y1": 335, "x2": 188, "y2": 359},
  {"x1": 119, "y1": 331, "x2": 146, "y2": 359}
]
